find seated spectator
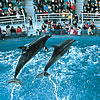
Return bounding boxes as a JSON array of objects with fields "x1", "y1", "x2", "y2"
[
  {"x1": 41, "y1": 23, "x2": 47, "y2": 32},
  {"x1": 92, "y1": 26, "x2": 97, "y2": 35},
  {"x1": 6, "y1": 25, "x2": 11, "y2": 36},
  {"x1": 46, "y1": 24, "x2": 52, "y2": 34},
  {"x1": 16, "y1": 11, "x2": 20, "y2": 19},
  {"x1": 10, "y1": 26, "x2": 16, "y2": 38},
  {"x1": 53, "y1": 22, "x2": 57, "y2": 29},
  {"x1": 8, "y1": 1, "x2": 13, "y2": 7},
  {"x1": 90, "y1": 22, "x2": 96, "y2": 30},
  {"x1": 47, "y1": 19, "x2": 51, "y2": 25},
  {"x1": 22, "y1": 25, "x2": 27, "y2": 35},
  {"x1": 73, "y1": 26, "x2": 78, "y2": 35},
  {"x1": 68, "y1": 26, "x2": 74, "y2": 35},
  {"x1": 67, "y1": 3, "x2": 71, "y2": 12},
  {"x1": 82, "y1": 22, "x2": 87, "y2": 34},
  {"x1": 20, "y1": 6, "x2": 26, "y2": 16},
  {"x1": 86, "y1": 3, "x2": 91, "y2": 13},
  {"x1": 16, "y1": 26, "x2": 22, "y2": 35},
  {"x1": 10, "y1": 26, "x2": 16, "y2": 33},
  {"x1": 71, "y1": 3, "x2": 76, "y2": 15},
  {"x1": 88, "y1": 26, "x2": 93, "y2": 35},
  {"x1": 86, "y1": 20, "x2": 90, "y2": 29},
  {"x1": 0, "y1": 27, "x2": 5, "y2": 40},
  {"x1": 78, "y1": 26, "x2": 82, "y2": 35},
  {"x1": 57, "y1": 23, "x2": 62, "y2": 29},
  {"x1": 82, "y1": 22, "x2": 87, "y2": 30},
  {"x1": 0, "y1": 8, "x2": 4, "y2": 16},
  {"x1": 8, "y1": 7, "x2": 14, "y2": 16}
]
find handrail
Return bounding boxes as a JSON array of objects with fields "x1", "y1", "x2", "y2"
[
  {"x1": 81, "y1": 13, "x2": 100, "y2": 24},
  {"x1": 35, "y1": 13, "x2": 72, "y2": 16},
  {"x1": 35, "y1": 13, "x2": 72, "y2": 29},
  {"x1": 0, "y1": 15, "x2": 25, "y2": 24}
]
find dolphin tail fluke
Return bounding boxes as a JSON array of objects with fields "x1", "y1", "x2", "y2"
[
  {"x1": 35, "y1": 71, "x2": 50, "y2": 79},
  {"x1": 8, "y1": 78, "x2": 22, "y2": 85}
]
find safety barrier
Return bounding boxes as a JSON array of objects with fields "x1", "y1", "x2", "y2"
[
  {"x1": 81, "y1": 13, "x2": 100, "y2": 23},
  {"x1": 0, "y1": 15, "x2": 25, "y2": 24},
  {"x1": 35, "y1": 13, "x2": 72, "y2": 28}
]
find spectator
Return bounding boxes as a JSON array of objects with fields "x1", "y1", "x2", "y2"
[
  {"x1": 71, "y1": 3, "x2": 76, "y2": 15},
  {"x1": 0, "y1": 27, "x2": 5, "y2": 40},
  {"x1": 0, "y1": 8, "x2": 4, "y2": 16},
  {"x1": 57, "y1": 23, "x2": 62, "y2": 29},
  {"x1": 10, "y1": 26, "x2": 16, "y2": 38},
  {"x1": 16, "y1": 26, "x2": 22, "y2": 35},
  {"x1": 20, "y1": 6, "x2": 26, "y2": 16},
  {"x1": 72, "y1": 16, "x2": 77, "y2": 27},
  {"x1": 68, "y1": 26, "x2": 74, "y2": 35},
  {"x1": 73, "y1": 26, "x2": 78, "y2": 35},
  {"x1": 88, "y1": 26, "x2": 93, "y2": 35},
  {"x1": 86, "y1": 3, "x2": 91, "y2": 13},
  {"x1": 53, "y1": 22, "x2": 57, "y2": 29},
  {"x1": 8, "y1": 7, "x2": 14, "y2": 16},
  {"x1": 78, "y1": 26, "x2": 82, "y2": 35},
  {"x1": 41, "y1": 23, "x2": 46, "y2": 32},
  {"x1": 22, "y1": 25, "x2": 27, "y2": 35},
  {"x1": 6, "y1": 25, "x2": 11, "y2": 36},
  {"x1": 10, "y1": 26, "x2": 16, "y2": 33},
  {"x1": 29, "y1": 16, "x2": 33, "y2": 29},
  {"x1": 90, "y1": 22, "x2": 96, "y2": 30}
]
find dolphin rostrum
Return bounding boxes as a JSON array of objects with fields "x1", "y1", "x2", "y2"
[
  {"x1": 8, "y1": 35, "x2": 51, "y2": 85},
  {"x1": 35, "y1": 39, "x2": 76, "y2": 79}
]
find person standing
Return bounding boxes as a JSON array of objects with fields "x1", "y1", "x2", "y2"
[{"x1": 29, "y1": 16, "x2": 33, "y2": 29}]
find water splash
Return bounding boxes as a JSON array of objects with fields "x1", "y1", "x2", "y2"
[
  {"x1": 49, "y1": 76, "x2": 59, "y2": 100},
  {"x1": 0, "y1": 43, "x2": 100, "y2": 100}
]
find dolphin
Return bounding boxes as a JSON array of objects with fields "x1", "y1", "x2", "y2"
[
  {"x1": 8, "y1": 35, "x2": 51, "y2": 85},
  {"x1": 35, "y1": 39, "x2": 76, "y2": 79}
]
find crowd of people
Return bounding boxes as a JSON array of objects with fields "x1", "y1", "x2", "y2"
[
  {"x1": 0, "y1": 24, "x2": 28, "y2": 40},
  {"x1": 0, "y1": 0, "x2": 26, "y2": 17},
  {"x1": 37, "y1": 20, "x2": 97, "y2": 36},
  {"x1": 34, "y1": 0, "x2": 76, "y2": 15},
  {"x1": 83, "y1": 0, "x2": 100, "y2": 14},
  {"x1": 0, "y1": 0, "x2": 99, "y2": 40}
]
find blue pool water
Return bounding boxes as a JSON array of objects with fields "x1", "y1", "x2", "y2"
[{"x1": 0, "y1": 36, "x2": 100, "y2": 100}]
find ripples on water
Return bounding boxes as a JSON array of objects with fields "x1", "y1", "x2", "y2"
[{"x1": 0, "y1": 44, "x2": 100, "y2": 100}]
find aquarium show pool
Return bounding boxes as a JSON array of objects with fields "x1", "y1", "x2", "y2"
[{"x1": 0, "y1": 35, "x2": 100, "y2": 100}]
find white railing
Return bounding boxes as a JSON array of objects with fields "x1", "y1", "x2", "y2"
[
  {"x1": 81, "y1": 13, "x2": 100, "y2": 23},
  {"x1": 35, "y1": 13, "x2": 72, "y2": 24},
  {"x1": 0, "y1": 15, "x2": 25, "y2": 24},
  {"x1": 35, "y1": 13, "x2": 72, "y2": 29}
]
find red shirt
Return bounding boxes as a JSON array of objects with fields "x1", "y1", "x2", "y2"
[
  {"x1": 67, "y1": 2, "x2": 71, "y2": 5},
  {"x1": 71, "y1": 5, "x2": 75, "y2": 10},
  {"x1": 53, "y1": 25, "x2": 57, "y2": 29},
  {"x1": 16, "y1": 28, "x2": 22, "y2": 34},
  {"x1": 73, "y1": 29, "x2": 78, "y2": 35}
]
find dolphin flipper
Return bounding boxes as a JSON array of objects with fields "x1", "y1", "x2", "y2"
[
  {"x1": 35, "y1": 71, "x2": 50, "y2": 79},
  {"x1": 8, "y1": 78, "x2": 22, "y2": 85}
]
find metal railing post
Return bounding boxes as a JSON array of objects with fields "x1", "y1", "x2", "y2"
[
  {"x1": 24, "y1": 15, "x2": 25, "y2": 24},
  {"x1": 82, "y1": 13, "x2": 83, "y2": 25},
  {"x1": 71, "y1": 13, "x2": 72, "y2": 25}
]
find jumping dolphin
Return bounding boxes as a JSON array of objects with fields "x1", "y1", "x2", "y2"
[
  {"x1": 8, "y1": 35, "x2": 51, "y2": 85},
  {"x1": 35, "y1": 39, "x2": 75, "y2": 79}
]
